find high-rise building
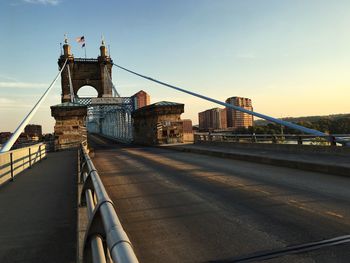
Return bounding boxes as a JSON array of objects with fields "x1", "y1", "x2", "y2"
[
  {"x1": 198, "y1": 108, "x2": 227, "y2": 131},
  {"x1": 225, "y1": 97, "x2": 253, "y2": 129},
  {"x1": 132, "y1": 90, "x2": 150, "y2": 109}
]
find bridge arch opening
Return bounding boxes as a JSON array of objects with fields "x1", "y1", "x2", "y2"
[{"x1": 77, "y1": 85, "x2": 99, "y2": 98}]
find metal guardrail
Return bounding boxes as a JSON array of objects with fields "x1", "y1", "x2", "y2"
[
  {"x1": 79, "y1": 141, "x2": 139, "y2": 263},
  {"x1": 194, "y1": 133, "x2": 350, "y2": 146},
  {"x1": 0, "y1": 143, "x2": 46, "y2": 185}
]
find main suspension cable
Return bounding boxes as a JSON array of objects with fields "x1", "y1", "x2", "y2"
[
  {"x1": 113, "y1": 63, "x2": 345, "y2": 144},
  {"x1": 0, "y1": 59, "x2": 68, "y2": 152}
]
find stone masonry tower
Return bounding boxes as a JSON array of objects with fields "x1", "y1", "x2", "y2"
[
  {"x1": 51, "y1": 36, "x2": 114, "y2": 150},
  {"x1": 58, "y1": 38, "x2": 113, "y2": 102}
]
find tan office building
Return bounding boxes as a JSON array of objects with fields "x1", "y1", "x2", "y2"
[
  {"x1": 225, "y1": 97, "x2": 253, "y2": 129},
  {"x1": 198, "y1": 108, "x2": 227, "y2": 131}
]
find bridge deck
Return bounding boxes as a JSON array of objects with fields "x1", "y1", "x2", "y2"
[
  {"x1": 0, "y1": 150, "x2": 77, "y2": 263},
  {"x1": 89, "y1": 134, "x2": 350, "y2": 263}
]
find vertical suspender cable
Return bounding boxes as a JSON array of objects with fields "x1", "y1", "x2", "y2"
[
  {"x1": 67, "y1": 62, "x2": 75, "y2": 103},
  {"x1": 105, "y1": 66, "x2": 120, "y2": 97},
  {"x1": 113, "y1": 63, "x2": 346, "y2": 145},
  {"x1": 0, "y1": 59, "x2": 68, "y2": 153}
]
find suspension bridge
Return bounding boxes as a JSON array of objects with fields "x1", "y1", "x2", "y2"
[{"x1": 0, "y1": 38, "x2": 349, "y2": 263}]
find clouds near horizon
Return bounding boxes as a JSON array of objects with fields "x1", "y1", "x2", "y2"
[
  {"x1": 23, "y1": 0, "x2": 60, "y2": 5},
  {"x1": 0, "y1": 81, "x2": 48, "y2": 89}
]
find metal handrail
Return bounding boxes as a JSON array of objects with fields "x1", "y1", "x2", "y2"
[
  {"x1": 79, "y1": 141, "x2": 139, "y2": 263},
  {"x1": 195, "y1": 132, "x2": 350, "y2": 138},
  {"x1": 0, "y1": 142, "x2": 46, "y2": 185},
  {"x1": 194, "y1": 133, "x2": 350, "y2": 146}
]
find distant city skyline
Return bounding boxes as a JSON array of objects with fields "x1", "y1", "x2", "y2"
[
  {"x1": 198, "y1": 96, "x2": 254, "y2": 131},
  {"x1": 1, "y1": 0, "x2": 350, "y2": 133}
]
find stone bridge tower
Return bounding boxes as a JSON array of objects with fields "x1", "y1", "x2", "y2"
[
  {"x1": 51, "y1": 37, "x2": 113, "y2": 150},
  {"x1": 58, "y1": 38, "x2": 113, "y2": 102}
]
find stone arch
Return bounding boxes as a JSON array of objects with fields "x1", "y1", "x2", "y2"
[{"x1": 76, "y1": 85, "x2": 99, "y2": 97}]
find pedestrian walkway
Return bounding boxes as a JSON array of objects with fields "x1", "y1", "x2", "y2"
[
  {"x1": 0, "y1": 150, "x2": 77, "y2": 263},
  {"x1": 161, "y1": 143, "x2": 350, "y2": 176}
]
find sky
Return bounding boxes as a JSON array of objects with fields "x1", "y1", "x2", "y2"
[{"x1": 0, "y1": 0, "x2": 350, "y2": 133}]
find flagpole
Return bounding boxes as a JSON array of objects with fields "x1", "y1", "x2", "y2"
[{"x1": 84, "y1": 34, "x2": 86, "y2": 58}]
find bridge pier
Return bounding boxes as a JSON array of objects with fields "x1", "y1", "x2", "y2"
[
  {"x1": 51, "y1": 102, "x2": 87, "y2": 150},
  {"x1": 132, "y1": 101, "x2": 185, "y2": 145}
]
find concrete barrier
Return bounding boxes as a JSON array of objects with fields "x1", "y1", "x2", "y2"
[{"x1": 0, "y1": 143, "x2": 46, "y2": 186}]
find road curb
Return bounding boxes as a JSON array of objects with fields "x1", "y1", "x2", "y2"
[{"x1": 163, "y1": 146, "x2": 350, "y2": 177}]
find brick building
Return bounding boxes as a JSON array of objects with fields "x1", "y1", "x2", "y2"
[
  {"x1": 225, "y1": 97, "x2": 253, "y2": 129},
  {"x1": 198, "y1": 108, "x2": 227, "y2": 131},
  {"x1": 132, "y1": 90, "x2": 150, "y2": 110}
]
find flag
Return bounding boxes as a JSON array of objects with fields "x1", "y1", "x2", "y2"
[
  {"x1": 76, "y1": 36, "x2": 86, "y2": 49},
  {"x1": 75, "y1": 36, "x2": 85, "y2": 43}
]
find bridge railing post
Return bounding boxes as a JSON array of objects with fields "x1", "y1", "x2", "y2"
[
  {"x1": 298, "y1": 136, "x2": 303, "y2": 145},
  {"x1": 28, "y1": 148, "x2": 32, "y2": 168},
  {"x1": 271, "y1": 135, "x2": 277, "y2": 144},
  {"x1": 235, "y1": 135, "x2": 240, "y2": 143},
  {"x1": 10, "y1": 152, "x2": 14, "y2": 181},
  {"x1": 330, "y1": 136, "x2": 337, "y2": 146},
  {"x1": 39, "y1": 145, "x2": 42, "y2": 162},
  {"x1": 251, "y1": 134, "x2": 257, "y2": 143}
]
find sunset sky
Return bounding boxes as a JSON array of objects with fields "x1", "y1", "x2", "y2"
[{"x1": 0, "y1": 0, "x2": 349, "y2": 132}]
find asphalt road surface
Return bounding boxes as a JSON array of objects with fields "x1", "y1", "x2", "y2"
[{"x1": 89, "y1": 135, "x2": 350, "y2": 263}]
